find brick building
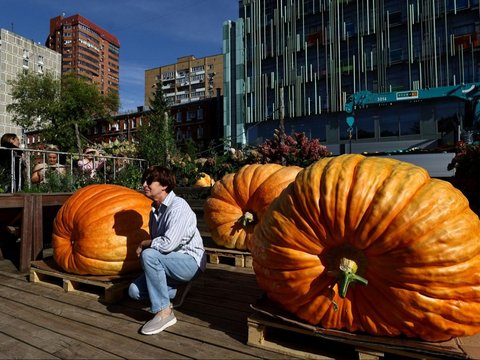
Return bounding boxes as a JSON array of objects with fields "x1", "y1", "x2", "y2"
[{"x1": 46, "y1": 14, "x2": 120, "y2": 96}]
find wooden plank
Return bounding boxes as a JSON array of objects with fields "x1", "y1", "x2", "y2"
[
  {"x1": 0, "y1": 194, "x2": 28, "y2": 208},
  {"x1": 0, "y1": 331, "x2": 59, "y2": 359},
  {"x1": 19, "y1": 195, "x2": 33, "y2": 273},
  {"x1": 0, "y1": 267, "x2": 292, "y2": 359},
  {"x1": 0, "y1": 291, "x2": 183, "y2": 359},
  {"x1": 0, "y1": 310, "x2": 119, "y2": 359},
  {"x1": 32, "y1": 194, "x2": 43, "y2": 262},
  {"x1": 0, "y1": 278, "x2": 283, "y2": 359},
  {"x1": 34, "y1": 193, "x2": 72, "y2": 207}
]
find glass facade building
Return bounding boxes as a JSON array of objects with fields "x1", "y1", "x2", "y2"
[{"x1": 224, "y1": 0, "x2": 480, "y2": 154}]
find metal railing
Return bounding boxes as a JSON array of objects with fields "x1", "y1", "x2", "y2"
[{"x1": 0, "y1": 146, "x2": 148, "y2": 193}]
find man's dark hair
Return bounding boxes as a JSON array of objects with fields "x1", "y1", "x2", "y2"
[{"x1": 141, "y1": 165, "x2": 176, "y2": 192}]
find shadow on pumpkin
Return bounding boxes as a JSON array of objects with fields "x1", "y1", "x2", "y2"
[{"x1": 113, "y1": 210, "x2": 149, "y2": 274}]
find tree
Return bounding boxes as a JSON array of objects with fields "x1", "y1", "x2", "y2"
[
  {"x1": 7, "y1": 71, "x2": 61, "y2": 129},
  {"x1": 137, "y1": 82, "x2": 176, "y2": 166},
  {"x1": 7, "y1": 72, "x2": 119, "y2": 152}
]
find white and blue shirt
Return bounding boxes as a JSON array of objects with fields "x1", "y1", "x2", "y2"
[{"x1": 149, "y1": 191, "x2": 206, "y2": 271}]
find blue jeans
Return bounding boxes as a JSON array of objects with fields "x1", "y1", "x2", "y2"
[{"x1": 128, "y1": 248, "x2": 201, "y2": 313}]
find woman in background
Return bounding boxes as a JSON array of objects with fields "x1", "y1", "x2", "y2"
[
  {"x1": 31, "y1": 145, "x2": 66, "y2": 184},
  {"x1": 78, "y1": 147, "x2": 105, "y2": 178},
  {"x1": 0, "y1": 133, "x2": 25, "y2": 192}
]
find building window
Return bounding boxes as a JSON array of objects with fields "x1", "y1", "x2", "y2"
[
  {"x1": 176, "y1": 128, "x2": 184, "y2": 141},
  {"x1": 197, "y1": 126, "x2": 204, "y2": 139},
  {"x1": 176, "y1": 112, "x2": 183, "y2": 123},
  {"x1": 196, "y1": 108, "x2": 204, "y2": 120},
  {"x1": 186, "y1": 111, "x2": 196, "y2": 122},
  {"x1": 192, "y1": 65, "x2": 204, "y2": 72}
]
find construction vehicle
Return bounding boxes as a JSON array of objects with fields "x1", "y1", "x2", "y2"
[
  {"x1": 344, "y1": 83, "x2": 480, "y2": 142},
  {"x1": 342, "y1": 83, "x2": 480, "y2": 177}
]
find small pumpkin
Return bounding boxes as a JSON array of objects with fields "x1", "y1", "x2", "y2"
[
  {"x1": 204, "y1": 163, "x2": 302, "y2": 250},
  {"x1": 194, "y1": 172, "x2": 215, "y2": 187},
  {"x1": 52, "y1": 184, "x2": 151, "y2": 275},
  {"x1": 251, "y1": 154, "x2": 480, "y2": 341}
]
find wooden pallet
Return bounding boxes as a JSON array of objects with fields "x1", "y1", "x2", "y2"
[
  {"x1": 248, "y1": 299, "x2": 472, "y2": 360},
  {"x1": 248, "y1": 312, "x2": 371, "y2": 360},
  {"x1": 205, "y1": 246, "x2": 252, "y2": 268},
  {"x1": 29, "y1": 258, "x2": 137, "y2": 304}
]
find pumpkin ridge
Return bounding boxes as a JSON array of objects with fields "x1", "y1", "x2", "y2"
[
  {"x1": 75, "y1": 186, "x2": 139, "y2": 221},
  {"x1": 352, "y1": 160, "x2": 430, "y2": 249},
  {"x1": 352, "y1": 286, "x2": 404, "y2": 337},
  {"x1": 67, "y1": 186, "x2": 120, "y2": 225}
]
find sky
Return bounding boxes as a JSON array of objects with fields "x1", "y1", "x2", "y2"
[{"x1": 0, "y1": 0, "x2": 239, "y2": 112}]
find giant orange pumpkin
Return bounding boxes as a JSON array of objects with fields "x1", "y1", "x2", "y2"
[
  {"x1": 204, "y1": 163, "x2": 302, "y2": 250},
  {"x1": 52, "y1": 184, "x2": 151, "y2": 275},
  {"x1": 251, "y1": 154, "x2": 480, "y2": 341}
]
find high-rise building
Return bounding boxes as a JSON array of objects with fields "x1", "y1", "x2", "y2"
[
  {"x1": 46, "y1": 14, "x2": 120, "y2": 96},
  {"x1": 0, "y1": 29, "x2": 62, "y2": 138},
  {"x1": 224, "y1": 0, "x2": 480, "y2": 157}
]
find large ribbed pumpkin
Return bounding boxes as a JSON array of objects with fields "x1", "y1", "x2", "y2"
[
  {"x1": 52, "y1": 184, "x2": 151, "y2": 275},
  {"x1": 204, "y1": 164, "x2": 302, "y2": 250},
  {"x1": 251, "y1": 154, "x2": 480, "y2": 341}
]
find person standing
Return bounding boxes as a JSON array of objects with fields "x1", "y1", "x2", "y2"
[
  {"x1": 0, "y1": 133, "x2": 25, "y2": 192},
  {"x1": 128, "y1": 165, "x2": 206, "y2": 335}
]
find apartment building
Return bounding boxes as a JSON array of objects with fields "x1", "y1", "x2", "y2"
[
  {"x1": 0, "y1": 29, "x2": 61, "y2": 138},
  {"x1": 145, "y1": 54, "x2": 223, "y2": 107},
  {"x1": 46, "y1": 14, "x2": 120, "y2": 96},
  {"x1": 224, "y1": 0, "x2": 480, "y2": 155},
  {"x1": 144, "y1": 54, "x2": 224, "y2": 150}
]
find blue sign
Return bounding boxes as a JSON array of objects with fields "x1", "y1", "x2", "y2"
[{"x1": 346, "y1": 116, "x2": 355, "y2": 127}]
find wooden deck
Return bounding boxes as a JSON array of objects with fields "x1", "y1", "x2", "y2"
[{"x1": 0, "y1": 257, "x2": 305, "y2": 360}]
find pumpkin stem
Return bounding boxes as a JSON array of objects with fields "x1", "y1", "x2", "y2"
[
  {"x1": 338, "y1": 257, "x2": 368, "y2": 298},
  {"x1": 239, "y1": 211, "x2": 255, "y2": 227}
]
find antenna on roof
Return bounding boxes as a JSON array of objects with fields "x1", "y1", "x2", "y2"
[{"x1": 11, "y1": 23, "x2": 14, "y2": 32}]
